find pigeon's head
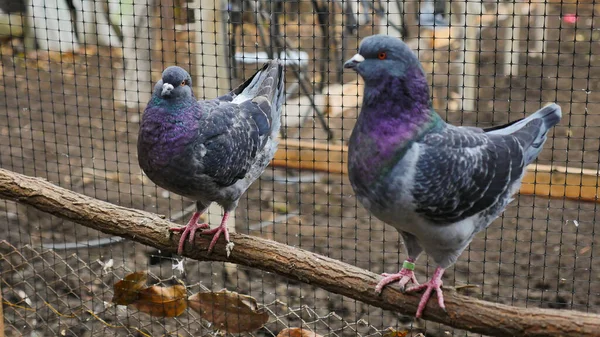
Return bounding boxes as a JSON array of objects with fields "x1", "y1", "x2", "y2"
[
  {"x1": 154, "y1": 66, "x2": 194, "y2": 99},
  {"x1": 344, "y1": 35, "x2": 421, "y2": 85}
]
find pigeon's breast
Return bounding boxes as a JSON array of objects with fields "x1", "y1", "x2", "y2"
[
  {"x1": 349, "y1": 140, "x2": 420, "y2": 220},
  {"x1": 138, "y1": 117, "x2": 207, "y2": 197}
]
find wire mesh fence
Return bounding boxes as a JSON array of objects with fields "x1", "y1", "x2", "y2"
[
  {"x1": 0, "y1": 0, "x2": 599, "y2": 336},
  {"x1": 0, "y1": 241, "x2": 394, "y2": 337}
]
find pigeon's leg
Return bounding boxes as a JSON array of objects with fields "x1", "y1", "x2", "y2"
[
  {"x1": 375, "y1": 232, "x2": 423, "y2": 293},
  {"x1": 406, "y1": 266, "x2": 446, "y2": 318},
  {"x1": 199, "y1": 211, "x2": 231, "y2": 254},
  {"x1": 169, "y1": 211, "x2": 210, "y2": 255},
  {"x1": 375, "y1": 258, "x2": 420, "y2": 294}
]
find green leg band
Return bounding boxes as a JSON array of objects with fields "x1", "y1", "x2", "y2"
[{"x1": 402, "y1": 260, "x2": 415, "y2": 271}]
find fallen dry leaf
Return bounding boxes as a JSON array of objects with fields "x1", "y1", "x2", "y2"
[
  {"x1": 383, "y1": 328, "x2": 408, "y2": 337},
  {"x1": 112, "y1": 271, "x2": 148, "y2": 305},
  {"x1": 276, "y1": 328, "x2": 323, "y2": 337},
  {"x1": 188, "y1": 289, "x2": 269, "y2": 333},
  {"x1": 134, "y1": 284, "x2": 187, "y2": 317},
  {"x1": 112, "y1": 272, "x2": 188, "y2": 318}
]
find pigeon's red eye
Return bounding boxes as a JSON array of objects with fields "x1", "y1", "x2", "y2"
[
  {"x1": 378, "y1": 52, "x2": 387, "y2": 60},
  {"x1": 181, "y1": 80, "x2": 186, "y2": 86}
]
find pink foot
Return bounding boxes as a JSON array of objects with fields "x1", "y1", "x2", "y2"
[
  {"x1": 406, "y1": 266, "x2": 446, "y2": 318},
  {"x1": 199, "y1": 212, "x2": 231, "y2": 253},
  {"x1": 169, "y1": 212, "x2": 209, "y2": 255},
  {"x1": 375, "y1": 260, "x2": 420, "y2": 294}
]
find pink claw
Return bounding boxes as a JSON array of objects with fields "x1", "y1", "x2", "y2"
[
  {"x1": 199, "y1": 212, "x2": 231, "y2": 253},
  {"x1": 375, "y1": 268, "x2": 420, "y2": 294},
  {"x1": 169, "y1": 212, "x2": 209, "y2": 255},
  {"x1": 405, "y1": 266, "x2": 446, "y2": 318}
]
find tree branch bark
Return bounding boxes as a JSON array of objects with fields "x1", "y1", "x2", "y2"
[{"x1": 0, "y1": 167, "x2": 598, "y2": 337}]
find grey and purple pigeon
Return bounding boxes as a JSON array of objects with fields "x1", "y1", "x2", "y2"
[
  {"x1": 344, "y1": 35, "x2": 561, "y2": 318},
  {"x1": 138, "y1": 61, "x2": 285, "y2": 256}
]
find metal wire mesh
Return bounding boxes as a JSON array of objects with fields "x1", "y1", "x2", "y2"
[
  {"x1": 0, "y1": 241, "x2": 395, "y2": 337},
  {"x1": 0, "y1": 0, "x2": 599, "y2": 336}
]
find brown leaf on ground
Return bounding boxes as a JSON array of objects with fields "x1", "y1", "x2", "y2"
[
  {"x1": 276, "y1": 328, "x2": 323, "y2": 337},
  {"x1": 188, "y1": 289, "x2": 269, "y2": 333},
  {"x1": 134, "y1": 284, "x2": 187, "y2": 317},
  {"x1": 112, "y1": 271, "x2": 148, "y2": 305},
  {"x1": 382, "y1": 328, "x2": 409, "y2": 337}
]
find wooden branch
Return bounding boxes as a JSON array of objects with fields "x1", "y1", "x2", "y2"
[
  {"x1": 0, "y1": 168, "x2": 599, "y2": 336},
  {"x1": 272, "y1": 140, "x2": 600, "y2": 203},
  {"x1": 271, "y1": 139, "x2": 348, "y2": 175}
]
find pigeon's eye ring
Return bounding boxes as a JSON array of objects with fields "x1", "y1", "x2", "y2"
[
  {"x1": 181, "y1": 80, "x2": 186, "y2": 86},
  {"x1": 378, "y1": 52, "x2": 387, "y2": 60}
]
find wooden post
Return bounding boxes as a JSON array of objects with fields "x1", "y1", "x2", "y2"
[{"x1": 192, "y1": 0, "x2": 235, "y2": 235}]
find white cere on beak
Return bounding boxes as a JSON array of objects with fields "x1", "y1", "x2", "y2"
[
  {"x1": 350, "y1": 54, "x2": 365, "y2": 63},
  {"x1": 162, "y1": 83, "x2": 174, "y2": 96}
]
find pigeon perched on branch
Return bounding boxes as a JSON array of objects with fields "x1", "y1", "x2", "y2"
[
  {"x1": 138, "y1": 61, "x2": 285, "y2": 256},
  {"x1": 344, "y1": 34, "x2": 561, "y2": 318}
]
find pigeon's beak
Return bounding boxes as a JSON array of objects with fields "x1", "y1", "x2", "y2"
[
  {"x1": 161, "y1": 83, "x2": 175, "y2": 97},
  {"x1": 344, "y1": 54, "x2": 364, "y2": 70}
]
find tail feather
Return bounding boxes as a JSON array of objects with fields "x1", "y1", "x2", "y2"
[
  {"x1": 231, "y1": 60, "x2": 283, "y2": 106},
  {"x1": 484, "y1": 104, "x2": 562, "y2": 137},
  {"x1": 230, "y1": 60, "x2": 285, "y2": 140},
  {"x1": 269, "y1": 61, "x2": 285, "y2": 138},
  {"x1": 486, "y1": 103, "x2": 562, "y2": 165}
]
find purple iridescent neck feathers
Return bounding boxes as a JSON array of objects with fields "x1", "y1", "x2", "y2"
[{"x1": 348, "y1": 56, "x2": 442, "y2": 185}]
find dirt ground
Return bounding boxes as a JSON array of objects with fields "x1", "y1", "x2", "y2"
[{"x1": 1, "y1": 2, "x2": 600, "y2": 337}]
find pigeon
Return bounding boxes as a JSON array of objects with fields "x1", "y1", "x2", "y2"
[
  {"x1": 344, "y1": 34, "x2": 561, "y2": 318},
  {"x1": 138, "y1": 61, "x2": 285, "y2": 256}
]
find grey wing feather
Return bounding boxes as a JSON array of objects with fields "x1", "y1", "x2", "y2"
[
  {"x1": 484, "y1": 103, "x2": 561, "y2": 165},
  {"x1": 412, "y1": 104, "x2": 561, "y2": 224},
  {"x1": 412, "y1": 128, "x2": 524, "y2": 224},
  {"x1": 193, "y1": 60, "x2": 285, "y2": 187},
  {"x1": 192, "y1": 103, "x2": 259, "y2": 187}
]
